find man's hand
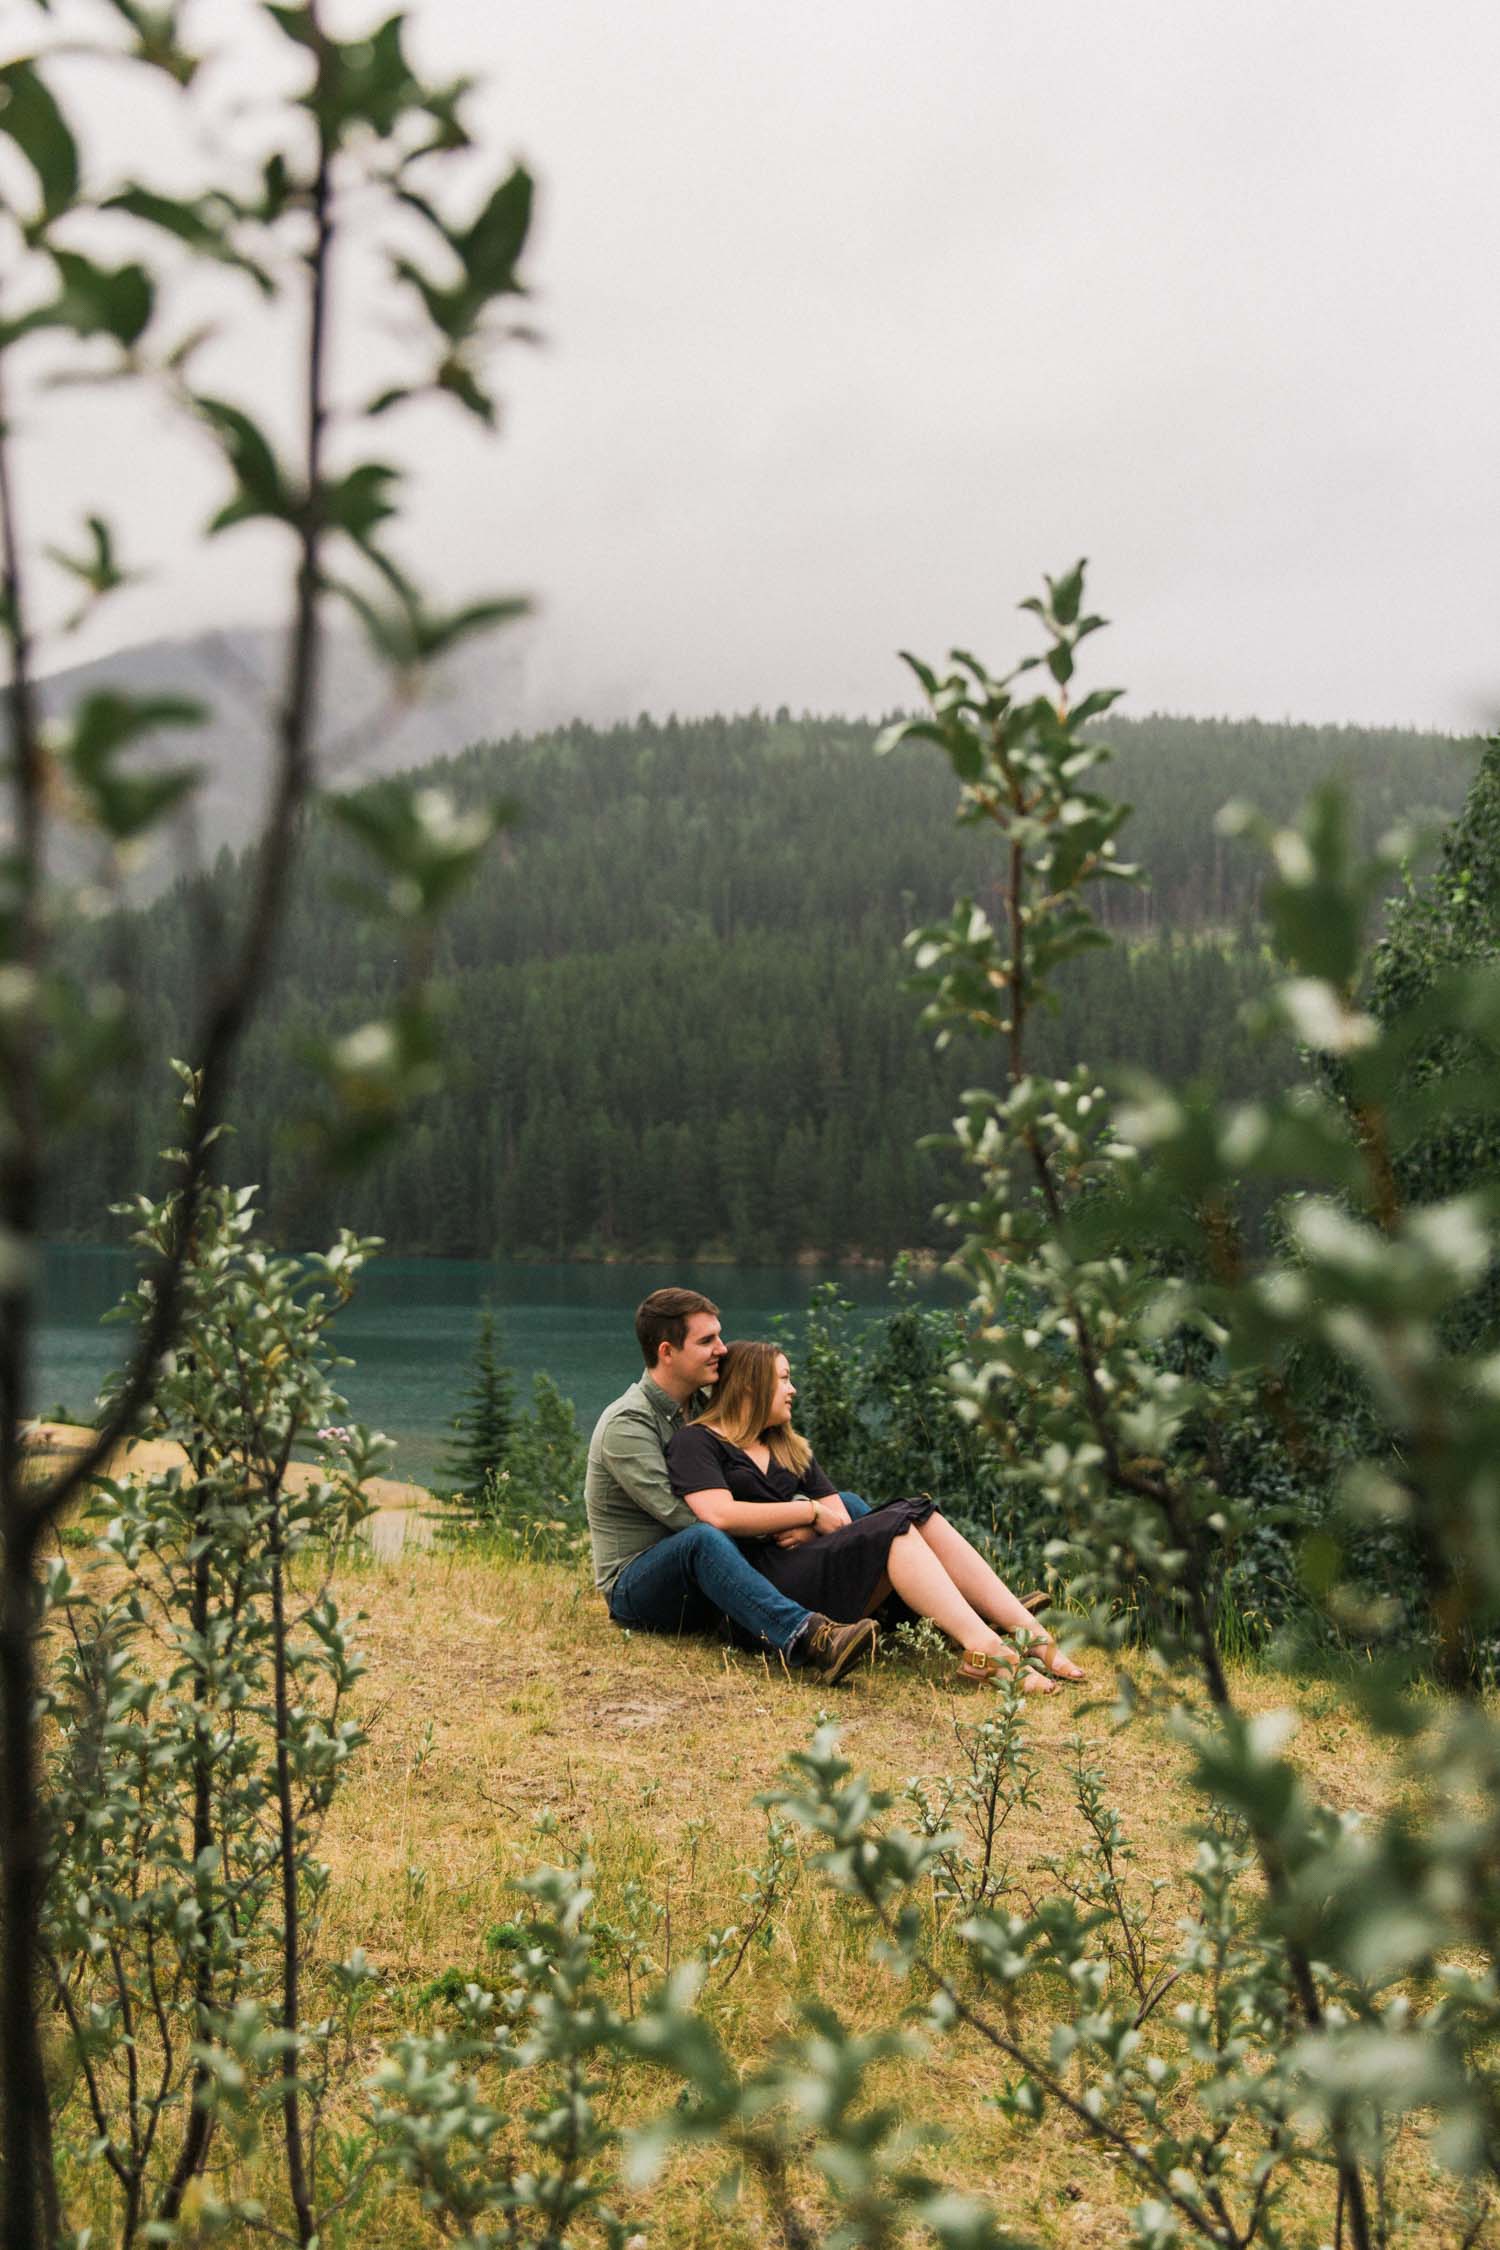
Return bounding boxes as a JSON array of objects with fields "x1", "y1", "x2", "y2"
[
  {"x1": 774, "y1": 1525, "x2": 817, "y2": 1549},
  {"x1": 811, "y1": 1494, "x2": 850, "y2": 1532}
]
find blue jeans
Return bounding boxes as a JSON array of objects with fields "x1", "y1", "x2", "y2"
[
  {"x1": 605, "y1": 1492, "x2": 873, "y2": 1654},
  {"x1": 608, "y1": 1522, "x2": 809, "y2": 1651}
]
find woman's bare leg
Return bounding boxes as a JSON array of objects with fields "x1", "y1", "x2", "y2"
[
  {"x1": 917, "y1": 1513, "x2": 1084, "y2": 1678},
  {"x1": 884, "y1": 1529, "x2": 1057, "y2": 1693}
]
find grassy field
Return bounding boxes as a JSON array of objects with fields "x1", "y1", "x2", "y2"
[{"x1": 188, "y1": 1533, "x2": 1467, "y2": 2250}]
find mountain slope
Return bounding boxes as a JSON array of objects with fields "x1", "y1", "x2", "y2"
[{"x1": 45, "y1": 693, "x2": 1480, "y2": 1258}]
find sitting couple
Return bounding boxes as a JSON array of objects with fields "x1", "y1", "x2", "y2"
[{"x1": 584, "y1": 1286, "x2": 1081, "y2": 1690}]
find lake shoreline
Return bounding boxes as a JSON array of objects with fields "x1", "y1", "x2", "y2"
[
  {"x1": 39, "y1": 1236, "x2": 949, "y2": 1273},
  {"x1": 32, "y1": 1248, "x2": 964, "y2": 1490}
]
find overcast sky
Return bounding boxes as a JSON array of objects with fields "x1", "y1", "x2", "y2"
[{"x1": 17, "y1": 0, "x2": 1500, "y2": 731}]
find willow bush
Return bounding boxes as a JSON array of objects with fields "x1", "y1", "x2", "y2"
[
  {"x1": 858, "y1": 568, "x2": 1500, "y2": 2243},
  {"x1": 43, "y1": 1087, "x2": 383, "y2": 2243}
]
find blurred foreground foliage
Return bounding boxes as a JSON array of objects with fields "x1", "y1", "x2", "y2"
[{"x1": 2, "y1": 1, "x2": 535, "y2": 2238}]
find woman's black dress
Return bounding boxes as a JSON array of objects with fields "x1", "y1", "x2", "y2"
[{"x1": 666, "y1": 1423, "x2": 935, "y2": 1621}]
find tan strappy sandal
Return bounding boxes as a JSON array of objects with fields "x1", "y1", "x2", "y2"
[{"x1": 954, "y1": 1649, "x2": 1058, "y2": 1694}]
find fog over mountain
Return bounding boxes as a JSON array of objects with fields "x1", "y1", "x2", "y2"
[
  {"x1": 34, "y1": 617, "x2": 595, "y2": 887},
  {"x1": 22, "y1": 0, "x2": 1500, "y2": 739}
]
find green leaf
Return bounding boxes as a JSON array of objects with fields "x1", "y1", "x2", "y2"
[
  {"x1": 307, "y1": 998, "x2": 446, "y2": 1170},
  {"x1": 365, "y1": 384, "x2": 413, "y2": 418},
  {"x1": 64, "y1": 691, "x2": 206, "y2": 840},
  {"x1": 70, "y1": 691, "x2": 205, "y2": 761},
  {"x1": 100, "y1": 1, "x2": 202, "y2": 86},
  {"x1": 1184, "y1": 1708, "x2": 1303, "y2": 1841},
  {"x1": 322, "y1": 462, "x2": 402, "y2": 549},
  {"x1": 329, "y1": 554, "x2": 528, "y2": 671},
  {"x1": 389, "y1": 164, "x2": 534, "y2": 353},
  {"x1": 44, "y1": 515, "x2": 144, "y2": 627},
  {"x1": 326, "y1": 777, "x2": 507, "y2": 922},
  {"x1": 948, "y1": 728, "x2": 984, "y2": 783},
  {"x1": 0, "y1": 58, "x2": 79, "y2": 224},
  {"x1": 1069, "y1": 687, "x2": 1123, "y2": 726},
  {"x1": 271, "y1": 11, "x2": 432, "y2": 143},
  {"x1": 406, "y1": 73, "x2": 477, "y2": 162},
  {"x1": 194, "y1": 395, "x2": 297, "y2": 533},
  {"x1": 436, "y1": 356, "x2": 496, "y2": 426},
  {"x1": 263, "y1": 4, "x2": 320, "y2": 52},
  {"x1": 46, "y1": 514, "x2": 130, "y2": 595},
  {"x1": 104, "y1": 185, "x2": 273, "y2": 293},
  {"x1": 47, "y1": 252, "x2": 154, "y2": 347},
  {"x1": 459, "y1": 165, "x2": 533, "y2": 297},
  {"x1": 896, "y1": 649, "x2": 940, "y2": 699},
  {"x1": 389, "y1": 252, "x2": 462, "y2": 341},
  {"x1": 257, "y1": 151, "x2": 294, "y2": 225},
  {"x1": 83, "y1": 763, "x2": 200, "y2": 841},
  {"x1": 875, "y1": 716, "x2": 950, "y2": 758},
  {"x1": 948, "y1": 647, "x2": 996, "y2": 694},
  {"x1": 337, "y1": 15, "x2": 418, "y2": 134},
  {"x1": 1048, "y1": 561, "x2": 1086, "y2": 627}
]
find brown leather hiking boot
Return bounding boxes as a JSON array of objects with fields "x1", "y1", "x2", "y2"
[{"x1": 796, "y1": 1612, "x2": 878, "y2": 1684}]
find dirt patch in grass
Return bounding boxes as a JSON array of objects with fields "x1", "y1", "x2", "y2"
[{"x1": 24, "y1": 1419, "x2": 430, "y2": 1513}]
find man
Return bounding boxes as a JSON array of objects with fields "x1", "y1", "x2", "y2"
[{"x1": 585, "y1": 1286, "x2": 876, "y2": 1683}]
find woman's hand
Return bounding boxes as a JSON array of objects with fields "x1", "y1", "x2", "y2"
[
  {"x1": 773, "y1": 1524, "x2": 818, "y2": 1549},
  {"x1": 811, "y1": 1494, "x2": 851, "y2": 1532}
]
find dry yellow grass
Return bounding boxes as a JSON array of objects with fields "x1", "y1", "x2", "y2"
[
  {"x1": 283, "y1": 1539, "x2": 1480, "y2": 2250},
  {"x1": 28, "y1": 1438, "x2": 1486, "y2": 2246},
  {"x1": 32, "y1": 1415, "x2": 1477, "y2": 2249}
]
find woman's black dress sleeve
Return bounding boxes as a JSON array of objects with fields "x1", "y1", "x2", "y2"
[{"x1": 666, "y1": 1424, "x2": 733, "y2": 1499}]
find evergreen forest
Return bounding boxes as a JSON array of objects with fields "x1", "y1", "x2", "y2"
[{"x1": 49, "y1": 703, "x2": 1477, "y2": 1259}]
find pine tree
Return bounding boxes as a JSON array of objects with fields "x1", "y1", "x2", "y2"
[
  {"x1": 440, "y1": 1306, "x2": 518, "y2": 1497},
  {"x1": 506, "y1": 1373, "x2": 587, "y2": 1516}
]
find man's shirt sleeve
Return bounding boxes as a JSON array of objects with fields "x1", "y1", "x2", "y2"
[{"x1": 600, "y1": 1407, "x2": 698, "y2": 1531}]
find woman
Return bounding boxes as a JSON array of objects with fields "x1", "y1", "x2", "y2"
[{"x1": 665, "y1": 1340, "x2": 1082, "y2": 1691}]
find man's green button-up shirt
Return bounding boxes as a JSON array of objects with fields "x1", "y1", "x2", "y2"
[{"x1": 585, "y1": 1373, "x2": 700, "y2": 1593}]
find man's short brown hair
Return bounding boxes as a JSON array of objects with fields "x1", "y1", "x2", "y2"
[{"x1": 636, "y1": 1287, "x2": 720, "y2": 1368}]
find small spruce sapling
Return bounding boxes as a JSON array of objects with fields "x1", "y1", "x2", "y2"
[{"x1": 441, "y1": 1304, "x2": 518, "y2": 1502}]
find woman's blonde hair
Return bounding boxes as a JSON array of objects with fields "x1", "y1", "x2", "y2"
[{"x1": 694, "y1": 1340, "x2": 811, "y2": 1476}]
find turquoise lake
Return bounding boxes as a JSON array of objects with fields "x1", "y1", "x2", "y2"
[{"x1": 32, "y1": 1247, "x2": 960, "y2": 1489}]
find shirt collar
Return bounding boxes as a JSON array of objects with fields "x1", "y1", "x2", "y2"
[{"x1": 639, "y1": 1372, "x2": 689, "y2": 1427}]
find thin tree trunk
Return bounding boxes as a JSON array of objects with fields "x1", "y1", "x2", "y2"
[
  {"x1": 0, "y1": 323, "x2": 61, "y2": 2250},
  {"x1": 270, "y1": 35, "x2": 332, "y2": 2232},
  {"x1": 157, "y1": 1539, "x2": 218, "y2": 2222},
  {"x1": 270, "y1": 1525, "x2": 314, "y2": 2244},
  {"x1": 0, "y1": 1526, "x2": 60, "y2": 2250}
]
